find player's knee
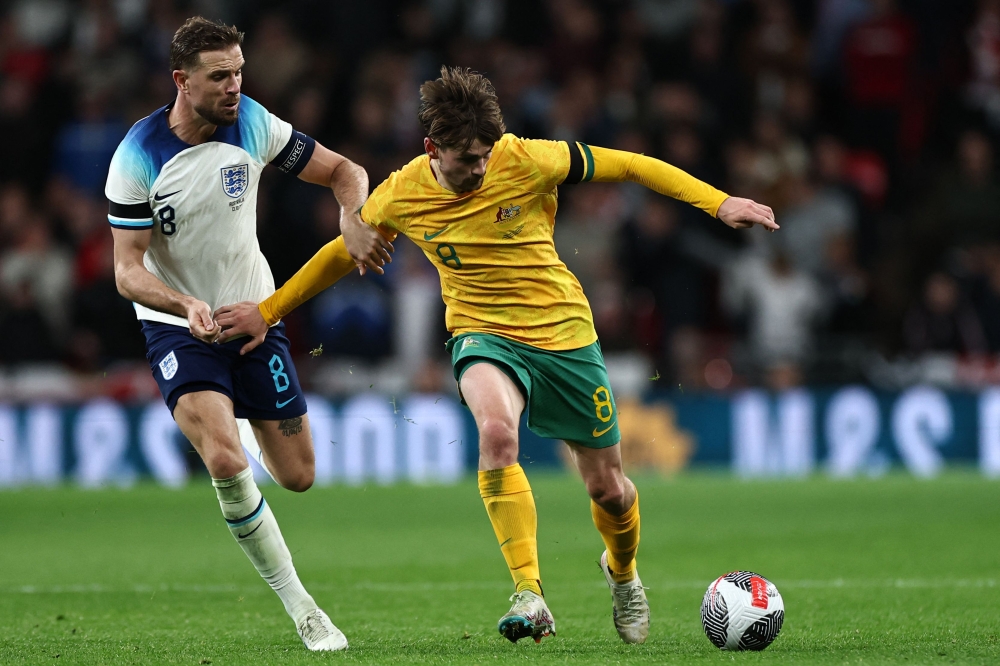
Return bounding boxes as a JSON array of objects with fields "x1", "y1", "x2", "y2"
[
  {"x1": 283, "y1": 459, "x2": 315, "y2": 492},
  {"x1": 202, "y1": 445, "x2": 245, "y2": 479},
  {"x1": 282, "y1": 471, "x2": 313, "y2": 493},
  {"x1": 269, "y1": 450, "x2": 316, "y2": 493},
  {"x1": 587, "y1": 477, "x2": 627, "y2": 513},
  {"x1": 478, "y1": 418, "x2": 518, "y2": 454}
]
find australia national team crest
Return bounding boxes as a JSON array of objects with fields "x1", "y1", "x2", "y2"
[
  {"x1": 495, "y1": 203, "x2": 522, "y2": 224},
  {"x1": 220, "y1": 164, "x2": 249, "y2": 198},
  {"x1": 158, "y1": 351, "x2": 178, "y2": 381}
]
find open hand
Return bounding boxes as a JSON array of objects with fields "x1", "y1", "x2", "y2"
[
  {"x1": 341, "y1": 211, "x2": 393, "y2": 275},
  {"x1": 187, "y1": 299, "x2": 220, "y2": 343},
  {"x1": 717, "y1": 197, "x2": 779, "y2": 231},
  {"x1": 214, "y1": 301, "x2": 269, "y2": 355}
]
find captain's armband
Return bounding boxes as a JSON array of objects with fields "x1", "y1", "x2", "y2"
[
  {"x1": 271, "y1": 130, "x2": 316, "y2": 176},
  {"x1": 562, "y1": 141, "x2": 594, "y2": 185}
]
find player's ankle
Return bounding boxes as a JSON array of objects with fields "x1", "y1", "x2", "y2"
[
  {"x1": 516, "y1": 579, "x2": 543, "y2": 596},
  {"x1": 609, "y1": 567, "x2": 637, "y2": 586}
]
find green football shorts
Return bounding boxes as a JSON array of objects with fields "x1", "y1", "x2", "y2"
[{"x1": 446, "y1": 332, "x2": 621, "y2": 448}]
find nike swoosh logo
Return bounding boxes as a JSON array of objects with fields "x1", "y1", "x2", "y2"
[
  {"x1": 593, "y1": 421, "x2": 617, "y2": 437},
  {"x1": 237, "y1": 523, "x2": 262, "y2": 539},
  {"x1": 276, "y1": 396, "x2": 297, "y2": 408},
  {"x1": 423, "y1": 229, "x2": 446, "y2": 240},
  {"x1": 154, "y1": 190, "x2": 181, "y2": 201}
]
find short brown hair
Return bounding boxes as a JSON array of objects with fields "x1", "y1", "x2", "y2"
[
  {"x1": 170, "y1": 16, "x2": 244, "y2": 72},
  {"x1": 418, "y1": 66, "x2": 506, "y2": 151}
]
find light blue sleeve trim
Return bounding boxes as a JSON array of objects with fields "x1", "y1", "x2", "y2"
[
  {"x1": 238, "y1": 95, "x2": 270, "y2": 164},
  {"x1": 108, "y1": 215, "x2": 154, "y2": 229}
]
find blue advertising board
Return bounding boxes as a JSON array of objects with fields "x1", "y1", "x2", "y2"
[{"x1": 0, "y1": 386, "x2": 998, "y2": 487}]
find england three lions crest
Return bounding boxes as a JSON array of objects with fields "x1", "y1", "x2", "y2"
[
  {"x1": 221, "y1": 164, "x2": 249, "y2": 198},
  {"x1": 158, "y1": 351, "x2": 178, "y2": 380}
]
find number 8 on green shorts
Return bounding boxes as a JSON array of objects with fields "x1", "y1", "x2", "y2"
[{"x1": 446, "y1": 333, "x2": 621, "y2": 448}]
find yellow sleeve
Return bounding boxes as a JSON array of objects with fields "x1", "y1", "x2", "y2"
[
  {"x1": 516, "y1": 137, "x2": 572, "y2": 192},
  {"x1": 578, "y1": 143, "x2": 730, "y2": 217},
  {"x1": 258, "y1": 236, "x2": 356, "y2": 326},
  {"x1": 359, "y1": 176, "x2": 402, "y2": 238}
]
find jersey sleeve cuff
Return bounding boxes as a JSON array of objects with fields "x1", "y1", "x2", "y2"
[{"x1": 108, "y1": 200, "x2": 154, "y2": 229}]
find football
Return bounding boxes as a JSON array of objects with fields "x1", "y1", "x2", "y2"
[{"x1": 700, "y1": 571, "x2": 784, "y2": 650}]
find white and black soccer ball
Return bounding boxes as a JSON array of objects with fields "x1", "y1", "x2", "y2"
[{"x1": 700, "y1": 571, "x2": 784, "y2": 651}]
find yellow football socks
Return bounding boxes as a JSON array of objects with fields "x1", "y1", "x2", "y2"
[
  {"x1": 591, "y1": 492, "x2": 640, "y2": 584},
  {"x1": 479, "y1": 464, "x2": 542, "y2": 595}
]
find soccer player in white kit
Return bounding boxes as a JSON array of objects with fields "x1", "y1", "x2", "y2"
[{"x1": 105, "y1": 17, "x2": 392, "y2": 651}]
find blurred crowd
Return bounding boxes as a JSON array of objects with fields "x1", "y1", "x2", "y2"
[{"x1": 2, "y1": 0, "x2": 1000, "y2": 392}]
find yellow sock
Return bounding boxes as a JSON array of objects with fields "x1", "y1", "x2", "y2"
[
  {"x1": 592, "y1": 491, "x2": 640, "y2": 584},
  {"x1": 479, "y1": 464, "x2": 542, "y2": 596}
]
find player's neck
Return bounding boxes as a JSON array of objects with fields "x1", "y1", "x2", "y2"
[
  {"x1": 168, "y1": 94, "x2": 218, "y2": 146},
  {"x1": 429, "y1": 158, "x2": 461, "y2": 193}
]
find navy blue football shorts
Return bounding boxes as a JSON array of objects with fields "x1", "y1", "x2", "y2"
[{"x1": 141, "y1": 320, "x2": 307, "y2": 420}]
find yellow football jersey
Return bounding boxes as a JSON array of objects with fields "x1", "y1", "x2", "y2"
[{"x1": 361, "y1": 134, "x2": 596, "y2": 351}]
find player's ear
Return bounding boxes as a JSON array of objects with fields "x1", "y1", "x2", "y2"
[
  {"x1": 172, "y1": 69, "x2": 189, "y2": 93},
  {"x1": 423, "y1": 137, "x2": 439, "y2": 160}
]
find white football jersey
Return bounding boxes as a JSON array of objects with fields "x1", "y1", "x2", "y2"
[{"x1": 105, "y1": 96, "x2": 314, "y2": 327}]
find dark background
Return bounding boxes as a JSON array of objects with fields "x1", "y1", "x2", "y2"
[{"x1": 1, "y1": 0, "x2": 998, "y2": 395}]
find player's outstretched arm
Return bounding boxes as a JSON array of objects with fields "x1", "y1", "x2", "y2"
[
  {"x1": 111, "y1": 227, "x2": 219, "y2": 342},
  {"x1": 298, "y1": 143, "x2": 393, "y2": 275},
  {"x1": 214, "y1": 236, "x2": 358, "y2": 354},
  {"x1": 581, "y1": 144, "x2": 778, "y2": 231}
]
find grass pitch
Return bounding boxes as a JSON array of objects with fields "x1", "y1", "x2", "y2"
[{"x1": 1, "y1": 472, "x2": 999, "y2": 665}]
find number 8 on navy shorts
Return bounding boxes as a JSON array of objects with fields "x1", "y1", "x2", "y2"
[{"x1": 142, "y1": 320, "x2": 306, "y2": 420}]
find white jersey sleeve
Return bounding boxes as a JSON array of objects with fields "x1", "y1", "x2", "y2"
[
  {"x1": 240, "y1": 96, "x2": 316, "y2": 175},
  {"x1": 105, "y1": 125, "x2": 155, "y2": 229}
]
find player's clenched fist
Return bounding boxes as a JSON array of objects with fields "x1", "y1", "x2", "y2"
[
  {"x1": 214, "y1": 301, "x2": 269, "y2": 355},
  {"x1": 185, "y1": 298, "x2": 220, "y2": 343},
  {"x1": 716, "y1": 197, "x2": 779, "y2": 231}
]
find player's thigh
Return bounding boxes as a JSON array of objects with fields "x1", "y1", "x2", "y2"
[
  {"x1": 173, "y1": 390, "x2": 245, "y2": 477},
  {"x1": 459, "y1": 361, "x2": 526, "y2": 436},
  {"x1": 525, "y1": 341, "x2": 621, "y2": 447},
  {"x1": 450, "y1": 334, "x2": 530, "y2": 432}
]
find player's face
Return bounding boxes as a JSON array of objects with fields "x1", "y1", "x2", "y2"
[
  {"x1": 432, "y1": 139, "x2": 493, "y2": 193},
  {"x1": 184, "y1": 46, "x2": 244, "y2": 127}
]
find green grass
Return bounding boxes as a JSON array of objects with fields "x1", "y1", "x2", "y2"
[{"x1": 1, "y1": 472, "x2": 999, "y2": 664}]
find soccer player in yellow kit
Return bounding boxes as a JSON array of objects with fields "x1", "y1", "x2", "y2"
[{"x1": 215, "y1": 67, "x2": 777, "y2": 645}]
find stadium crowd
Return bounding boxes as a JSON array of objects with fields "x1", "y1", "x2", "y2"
[{"x1": 1, "y1": 0, "x2": 999, "y2": 394}]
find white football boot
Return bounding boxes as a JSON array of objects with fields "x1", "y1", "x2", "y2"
[
  {"x1": 296, "y1": 608, "x2": 348, "y2": 651},
  {"x1": 497, "y1": 590, "x2": 556, "y2": 644},
  {"x1": 600, "y1": 550, "x2": 650, "y2": 644}
]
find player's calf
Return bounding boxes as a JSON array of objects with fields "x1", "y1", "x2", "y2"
[{"x1": 249, "y1": 415, "x2": 316, "y2": 492}]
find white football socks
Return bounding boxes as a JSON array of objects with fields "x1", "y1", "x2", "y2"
[{"x1": 213, "y1": 467, "x2": 317, "y2": 623}]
